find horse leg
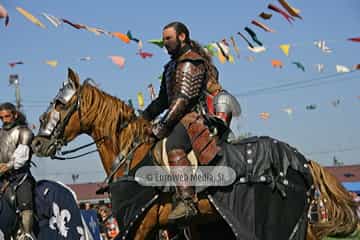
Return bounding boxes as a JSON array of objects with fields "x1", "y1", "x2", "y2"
[{"x1": 134, "y1": 204, "x2": 160, "y2": 240}]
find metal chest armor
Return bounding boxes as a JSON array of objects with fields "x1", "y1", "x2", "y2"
[
  {"x1": 164, "y1": 54, "x2": 207, "y2": 103},
  {"x1": 0, "y1": 126, "x2": 31, "y2": 164}
]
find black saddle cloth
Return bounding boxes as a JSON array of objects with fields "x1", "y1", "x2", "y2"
[{"x1": 111, "y1": 136, "x2": 313, "y2": 240}]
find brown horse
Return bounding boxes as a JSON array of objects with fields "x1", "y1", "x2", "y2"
[{"x1": 32, "y1": 68, "x2": 359, "y2": 240}]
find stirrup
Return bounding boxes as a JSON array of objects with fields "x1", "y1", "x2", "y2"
[{"x1": 18, "y1": 233, "x2": 36, "y2": 240}]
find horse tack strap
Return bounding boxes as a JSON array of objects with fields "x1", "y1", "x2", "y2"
[
  {"x1": 105, "y1": 140, "x2": 143, "y2": 184},
  {"x1": 0, "y1": 179, "x2": 10, "y2": 194}
]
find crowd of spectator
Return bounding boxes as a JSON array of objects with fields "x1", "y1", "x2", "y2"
[{"x1": 79, "y1": 202, "x2": 120, "y2": 240}]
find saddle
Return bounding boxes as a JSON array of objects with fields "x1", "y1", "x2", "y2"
[{"x1": 0, "y1": 174, "x2": 32, "y2": 210}]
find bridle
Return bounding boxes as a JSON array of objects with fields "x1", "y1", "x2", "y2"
[
  {"x1": 38, "y1": 79, "x2": 98, "y2": 159},
  {"x1": 38, "y1": 79, "x2": 138, "y2": 161}
]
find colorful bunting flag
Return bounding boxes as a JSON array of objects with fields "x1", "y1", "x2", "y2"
[
  {"x1": 237, "y1": 32, "x2": 254, "y2": 49},
  {"x1": 244, "y1": 27, "x2": 263, "y2": 46},
  {"x1": 216, "y1": 39, "x2": 234, "y2": 63},
  {"x1": 292, "y1": 61, "x2": 305, "y2": 72},
  {"x1": 84, "y1": 26, "x2": 108, "y2": 36},
  {"x1": 353, "y1": 64, "x2": 360, "y2": 70},
  {"x1": 271, "y1": 59, "x2": 283, "y2": 68},
  {"x1": 279, "y1": 44, "x2": 290, "y2": 56},
  {"x1": 45, "y1": 60, "x2": 58, "y2": 67},
  {"x1": 41, "y1": 13, "x2": 61, "y2": 27},
  {"x1": 278, "y1": 0, "x2": 302, "y2": 19},
  {"x1": 314, "y1": 64, "x2": 325, "y2": 73},
  {"x1": 0, "y1": 4, "x2": 9, "y2": 27},
  {"x1": 148, "y1": 39, "x2": 164, "y2": 48},
  {"x1": 61, "y1": 18, "x2": 85, "y2": 29},
  {"x1": 347, "y1": 37, "x2": 360, "y2": 42},
  {"x1": 314, "y1": 40, "x2": 332, "y2": 53},
  {"x1": 137, "y1": 40, "x2": 143, "y2": 50},
  {"x1": 8, "y1": 61, "x2": 24, "y2": 68},
  {"x1": 147, "y1": 84, "x2": 156, "y2": 100},
  {"x1": 204, "y1": 43, "x2": 218, "y2": 57},
  {"x1": 137, "y1": 50, "x2": 153, "y2": 59},
  {"x1": 336, "y1": 65, "x2": 350, "y2": 73},
  {"x1": 127, "y1": 30, "x2": 140, "y2": 43},
  {"x1": 137, "y1": 92, "x2": 144, "y2": 108},
  {"x1": 260, "y1": 112, "x2": 270, "y2": 120},
  {"x1": 109, "y1": 56, "x2": 125, "y2": 69},
  {"x1": 230, "y1": 36, "x2": 240, "y2": 59},
  {"x1": 251, "y1": 20, "x2": 275, "y2": 33},
  {"x1": 259, "y1": 12, "x2": 272, "y2": 20},
  {"x1": 16, "y1": 7, "x2": 46, "y2": 29},
  {"x1": 248, "y1": 46, "x2": 266, "y2": 53},
  {"x1": 111, "y1": 32, "x2": 131, "y2": 43},
  {"x1": 268, "y1": 4, "x2": 295, "y2": 24}
]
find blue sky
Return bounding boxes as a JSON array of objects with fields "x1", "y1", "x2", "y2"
[{"x1": 1, "y1": 0, "x2": 359, "y2": 183}]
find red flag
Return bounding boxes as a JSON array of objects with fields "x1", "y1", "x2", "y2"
[
  {"x1": 8, "y1": 61, "x2": 24, "y2": 68},
  {"x1": 268, "y1": 4, "x2": 295, "y2": 24},
  {"x1": 348, "y1": 37, "x2": 360, "y2": 42},
  {"x1": 137, "y1": 50, "x2": 153, "y2": 59}
]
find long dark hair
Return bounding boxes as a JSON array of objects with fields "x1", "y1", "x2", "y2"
[
  {"x1": 0, "y1": 102, "x2": 28, "y2": 125},
  {"x1": 163, "y1": 21, "x2": 212, "y2": 63}
]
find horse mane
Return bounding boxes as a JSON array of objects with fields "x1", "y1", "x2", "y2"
[{"x1": 80, "y1": 82, "x2": 150, "y2": 155}]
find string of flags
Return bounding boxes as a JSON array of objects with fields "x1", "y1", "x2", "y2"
[
  {"x1": 0, "y1": 3, "x2": 9, "y2": 26},
  {"x1": 2, "y1": 1, "x2": 360, "y2": 114},
  {"x1": 254, "y1": 97, "x2": 359, "y2": 121},
  {"x1": 1, "y1": 2, "x2": 358, "y2": 72}
]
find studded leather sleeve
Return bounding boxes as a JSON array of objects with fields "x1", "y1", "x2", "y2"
[{"x1": 174, "y1": 61, "x2": 206, "y2": 100}]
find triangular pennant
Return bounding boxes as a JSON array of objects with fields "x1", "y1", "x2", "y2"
[{"x1": 279, "y1": 44, "x2": 290, "y2": 56}]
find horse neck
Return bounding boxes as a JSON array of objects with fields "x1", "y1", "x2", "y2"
[{"x1": 79, "y1": 84, "x2": 150, "y2": 175}]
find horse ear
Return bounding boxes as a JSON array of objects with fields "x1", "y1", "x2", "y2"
[{"x1": 67, "y1": 68, "x2": 80, "y2": 89}]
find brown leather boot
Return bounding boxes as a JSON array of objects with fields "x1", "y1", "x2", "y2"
[{"x1": 167, "y1": 149, "x2": 198, "y2": 225}]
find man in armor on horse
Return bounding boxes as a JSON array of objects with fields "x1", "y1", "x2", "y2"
[
  {"x1": 0, "y1": 102, "x2": 35, "y2": 240},
  {"x1": 142, "y1": 21, "x2": 240, "y2": 225}
]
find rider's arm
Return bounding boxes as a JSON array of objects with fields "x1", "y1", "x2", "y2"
[
  {"x1": 142, "y1": 74, "x2": 169, "y2": 121},
  {"x1": 152, "y1": 60, "x2": 206, "y2": 139},
  {"x1": 7, "y1": 128, "x2": 33, "y2": 170}
]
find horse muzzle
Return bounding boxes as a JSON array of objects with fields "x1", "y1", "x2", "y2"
[{"x1": 31, "y1": 136, "x2": 57, "y2": 157}]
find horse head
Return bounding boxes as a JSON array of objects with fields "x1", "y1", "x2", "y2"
[
  {"x1": 32, "y1": 68, "x2": 150, "y2": 175},
  {"x1": 32, "y1": 68, "x2": 88, "y2": 157}
]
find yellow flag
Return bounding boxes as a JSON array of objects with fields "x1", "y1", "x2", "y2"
[
  {"x1": 16, "y1": 7, "x2": 46, "y2": 29},
  {"x1": 217, "y1": 48, "x2": 226, "y2": 64},
  {"x1": 137, "y1": 92, "x2": 144, "y2": 108},
  {"x1": 228, "y1": 55, "x2": 235, "y2": 64},
  {"x1": 279, "y1": 44, "x2": 290, "y2": 56},
  {"x1": 45, "y1": 60, "x2": 58, "y2": 67}
]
